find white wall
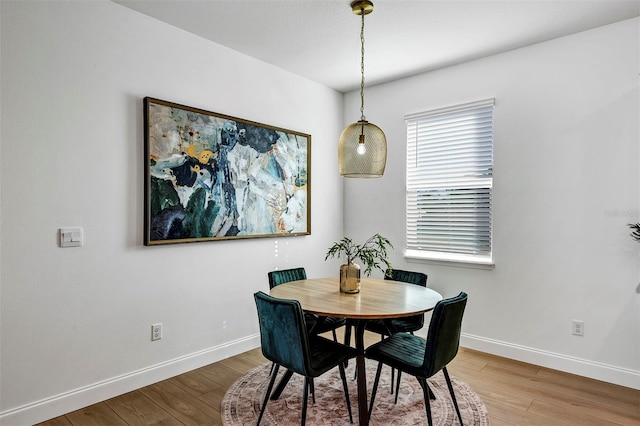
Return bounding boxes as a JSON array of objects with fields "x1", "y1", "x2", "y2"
[
  {"x1": 0, "y1": 1, "x2": 344, "y2": 424},
  {"x1": 1, "y1": 1, "x2": 638, "y2": 423},
  {"x1": 344, "y1": 18, "x2": 640, "y2": 388}
]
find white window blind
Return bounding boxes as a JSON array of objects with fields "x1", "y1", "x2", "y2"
[{"x1": 406, "y1": 99, "x2": 494, "y2": 262}]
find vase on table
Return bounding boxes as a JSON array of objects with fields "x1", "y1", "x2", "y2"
[{"x1": 340, "y1": 261, "x2": 361, "y2": 293}]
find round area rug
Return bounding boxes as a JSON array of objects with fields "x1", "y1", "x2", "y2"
[{"x1": 222, "y1": 360, "x2": 489, "y2": 425}]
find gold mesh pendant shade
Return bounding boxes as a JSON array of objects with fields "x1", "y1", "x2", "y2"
[
  {"x1": 339, "y1": 0, "x2": 387, "y2": 178},
  {"x1": 339, "y1": 120, "x2": 387, "y2": 177}
]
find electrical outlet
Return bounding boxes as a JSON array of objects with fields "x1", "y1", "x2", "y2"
[
  {"x1": 572, "y1": 320, "x2": 584, "y2": 336},
  {"x1": 151, "y1": 323, "x2": 162, "y2": 341}
]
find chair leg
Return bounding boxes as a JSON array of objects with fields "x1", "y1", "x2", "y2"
[
  {"x1": 332, "y1": 329, "x2": 338, "y2": 342},
  {"x1": 309, "y1": 379, "x2": 315, "y2": 403},
  {"x1": 301, "y1": 377, "x2": 309, "y2": 426},
  {"x1": 418, "y1": 377, "x2": 433, "y2": 426},
  {"x1": 338, "y1": 363, "x2": 353, "y2": 423},
  {"x1": 429, "y1": 385, "x2": 436, "y2": 400},
  {"x1": 367, "y1": 361, "x2": 384, "y2": 417},
  {"x1": 394, "y1": 370, "x2": 402, "y2": 404},
  {"x1": 390, "y1": 366, "x2": 395, "y2": 394},
  {"x1": 421, "y1": 379, "x2": 436, "y2": 400},
  {"x1": 375, "y1": 334, "x2": 396, "y2": 394},
  {"x1": 343, "y1": 322, "x2": 352, "y2": 347},
  {"x1": 257, "y1": 364, "x2": 279, "y2": 426},
  {"x1": 443, "y1": 367, "x2": 463, "y2": 425},
  {"x1": 270, "y1": 369, "x2": 294, "y2": 400}
]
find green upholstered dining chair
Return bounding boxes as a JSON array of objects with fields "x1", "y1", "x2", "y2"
[
  {"x1": 267, "y1": 267, "x2": 308, "y2": 287},
  {"x1": 362, "y1": 269, "x2": 428, "y2": 392},
  {"x1": 254, "y1": 291, "x2": 357, "y2": 426},
  {"x1": 365, "y1": 292, "x2": 468, "y2": 426},
  {"x1": 365, "y1": 269, "x2": 428, "y2": 337},
  {"x1": 268, "y1": 267, "x2": 347, "y2": 341}
]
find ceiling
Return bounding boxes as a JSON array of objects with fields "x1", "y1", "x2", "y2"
[{"x1": 114, "y1": 0, "x2": 640, "y2": 93}]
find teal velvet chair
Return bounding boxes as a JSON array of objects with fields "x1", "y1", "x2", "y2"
[
  {"x1": 268, "y1": 267, "x2": 347, "y2": 341},
  {"x1": 365, "y1": 269, "x2": 428, "y2": 336},
  {"x1": 363, "y1": 269, "x2": 428, "y2": 392},
  {"x1": 365, "y1": 292, "x2": 468, "y2": 426},
  {"x1": 267, "y1": 267, "x2": 308, "y2": 287},
  {"x1": 254, "y1": 291, "x2": 357, "y2": 425}
]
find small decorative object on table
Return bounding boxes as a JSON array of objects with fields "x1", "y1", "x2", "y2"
[
  {"x1": 629, "y1": 223, "x2": 640, "y2": 243},
  {"x1": 325, "y1": 234, "x2": 393, "y2": 293}
]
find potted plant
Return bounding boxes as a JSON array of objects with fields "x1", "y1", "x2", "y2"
[{"x1": 325, "y1": 233, "x2": 393, "y2": 293}]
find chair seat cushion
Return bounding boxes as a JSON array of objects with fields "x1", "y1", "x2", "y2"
[
  {"x1": 307, "y1": 335, "x2": 358, "y2": 377},
  {"x1": 365, "y1": 332, "x2": 427, "y2": 378},
  {"x1": 305, "y1": 314, "x2": 346, "y2": 334},
  {"x1": 364, "y1": 319, "x2": 391, "y2": 335},
  {"x1": 365, "y1": 317, "x2": 423, "y2": 335}
]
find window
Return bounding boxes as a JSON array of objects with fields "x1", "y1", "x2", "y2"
[{"x1": 405, "y1": 99, "x2": 494, "y2": 268}]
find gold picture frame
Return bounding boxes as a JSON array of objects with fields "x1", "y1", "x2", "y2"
[{"x1": 144, "y1": 97, "x2": 310, "y2": 245}]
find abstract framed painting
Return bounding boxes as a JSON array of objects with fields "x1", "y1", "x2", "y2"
[{"x1": 143, "y1": 97, "x2": 310, "y2": 245}]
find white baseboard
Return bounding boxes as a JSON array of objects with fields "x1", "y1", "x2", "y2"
[
  {"x1": 0, "y1": 334, "x2": 261, "y2": 426},
  {"x1": 461, "y1": 333, "x2": 640, "y2": 390}
]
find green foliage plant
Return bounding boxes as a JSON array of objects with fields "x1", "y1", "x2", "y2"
[
  {"x1": 325, "y1": 234, "x2": 393, "y2": 277},
  {"x1": 629, "y1": 223, "x2": 640, "y2": 243}
]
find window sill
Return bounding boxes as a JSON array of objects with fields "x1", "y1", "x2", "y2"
[{"x1": 404, "y1": 250, "x2": 495, "y2": 270}]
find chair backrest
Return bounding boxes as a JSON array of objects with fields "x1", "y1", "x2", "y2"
[
  {"x1": 422, "y1": 292, "x2": 468, "y2": 377},
  {"x1": 267, "y1": 267, "x2": 307, "y2": 289},
  {"x1": 385, "y1": 269, "x2": 429, "y2": 330},
  {"x1": 384, "y1": 269, "x2": 427, "y2": 287},
  {"x1": 254, "y1": 291, "x2": 311, "y2": 376}
]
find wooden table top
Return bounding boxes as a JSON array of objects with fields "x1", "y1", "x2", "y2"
[{"x1": 269, "y1": 277, "x2": 442, "y2": 319}]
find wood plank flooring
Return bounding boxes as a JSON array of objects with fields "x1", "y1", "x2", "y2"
[{"x1": 36, "y1": 331, "x2": 639, "y2": 425}]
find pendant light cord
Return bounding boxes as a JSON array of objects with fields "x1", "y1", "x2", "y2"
[{"x1": 359, "y1": 7, "x2": 366, "y2": 122}]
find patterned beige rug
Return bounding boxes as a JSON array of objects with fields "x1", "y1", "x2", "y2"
[{"x1": 222, "y1": 360, "x2": 489, "y2": 425}]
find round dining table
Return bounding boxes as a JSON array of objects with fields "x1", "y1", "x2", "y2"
[{"x1": 270, "y1": 276, "x2": 443, "y2": 425}]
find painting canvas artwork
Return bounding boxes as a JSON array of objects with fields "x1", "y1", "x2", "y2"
[{"x1": 144, "y1": 97, "x2": 310, "y2": 245}]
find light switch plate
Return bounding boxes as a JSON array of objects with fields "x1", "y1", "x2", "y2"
[{"x1": 60, "y1": 227, "x2": 83, "y2": 247}]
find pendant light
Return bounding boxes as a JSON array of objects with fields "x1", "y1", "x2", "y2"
[{"x1": 338, "y1": 0, "x2": 387, "y2": 178}]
